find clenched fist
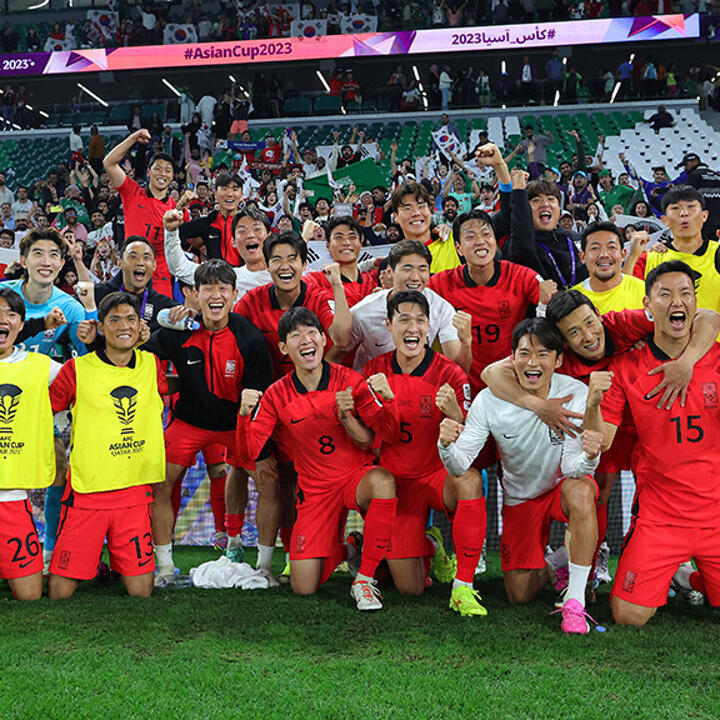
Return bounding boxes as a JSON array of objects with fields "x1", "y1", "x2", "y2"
[
  {"x1": 439, "y1": 417, "x2": 464, "y2": 447},
  {"x1": 336, "y1": 386, "x2": 355, "y2": 420},
  {"x1": 366, "y1": 373, "x2": 394, "y2": 401},
  {"x1": 240, "y1": 388, "x2": 263, "y2": 416}
]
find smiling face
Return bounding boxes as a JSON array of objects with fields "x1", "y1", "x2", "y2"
[
  {"x1": 512, "y1": 334, "x2": 562, "y2": 395},
  {"x1": 21, "y1": 239, "x2": 64, "y2": 287},
  {"x1": 395, "y1": 194, "x2": 431, "y2": 240},
  {"x1": 456, "y1": 218, "x2": 496, "y2": 270},
  {"x1": 195, "y1": 280, "x2": 235, "y2": 326},
  {"x1": 268, "y1": 242, "x2": 305, "y2": 292},
  {"x1": 391, "y1": 253, "x2": 430, "y2": 293},
  {"x1": 387, "y1": 301, "x2": 429, "y2": 362},
  {"x1": 555, "y1": 304, "x2": 606, "y2": 360},
  {"x1": 99, "y1": 303, "x2": 140, "y2": 352},
  {"x1": 215, "y1": 181, "x2": 242, "y2": 212},
  {"x1": 530, "y1": 193, "x2": 561, "y2": 231},
  {"x1": 315, "y1": 198, "x2": 330, "y2": 216},
  {"x1": 233, "y1": 216, "x2": 268, "y2": 266},
  {"x1": 327, "y1": 223, "x2": 361, "y2": 265},
  {"x1": 0, "y1": 296, "x2": 23, "y2": 356},
  {"x1": 147, "y1": 158, "x2": 174, "y2": 195},
  {"x1": 645, "y1": 271, "x2": 696, "y2": 343},
  {"x1": 121, "y1": 241, "x2": 155, "y2": 292},
  {"x1": 580, "y1": 230, "x2": 625, "y2": 283},
  {"x1": 279, "y1": 323, "x2": 326, "y2": 372}
]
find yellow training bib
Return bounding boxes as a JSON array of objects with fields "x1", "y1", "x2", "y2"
[
  {"x1": 70, "y1": 350, "x2": 165, "y2": 493},
  {"x1": 0, "y1": 352, "x2": 54, "y2": 489},
  {"x1": 572, "y1": 274, "x2": 645, "y2": 314}
]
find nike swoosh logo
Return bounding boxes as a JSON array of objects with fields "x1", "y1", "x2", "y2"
[
  {"x1": 187, "y1": 359, "x2": 202, "y2": 365},
  {"x1": 502, "y1": 433, "x2": 519, "y2": 439},
  {"x1": 138, "y1": 558, "x2": 153, "y2": 567},
  {"x1": 290, "y1": 418, "x2": 305, "y2": 424},
  {"x1": 374, "y1": 342, "x2": 386, "y2": 347},
  {"x1": 18, "y1": 559, "x2": 35, "y2": 569}
]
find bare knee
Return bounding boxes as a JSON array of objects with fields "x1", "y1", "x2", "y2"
[
  {"x1": 10, "y1": 580, "x2": 42, "y2": 602},
  {"x1": 291, "y1": 579, "x2": 318, "y2": 595},
  {"x1": 124, "y1": 577, "x2": 154, "y2": 598},
  {"x1": 611, "y1": 596, "x2": 656, "y2": 626},
  {"x1": 505, "y1": 586, "x2": 536, "y2": 604},
  {"x1": 453, "y1": 468, "x2": 482, "y2": 498},
  {"x1": 564, "y1": 479, "x2": 596, "y2": 516},
  {"x1": 48, "y1": 576, "x2": 76, "y2": 600},
  {"x1": 367, "y1": 468, "x2": 395, "y2": 498}
]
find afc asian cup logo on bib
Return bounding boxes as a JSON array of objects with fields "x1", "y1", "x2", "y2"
[
  {"x1": 0, "y1": 383, "x2": 22, "y2": 433},
  {"x1": 110, "y1": 385, "x2": 138, "y2": 434}
]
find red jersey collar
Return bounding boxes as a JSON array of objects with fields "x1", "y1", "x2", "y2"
[
  {"x1": 270, "y1": 280, "x2": 307, "y2": 310},
  {"x1": 391, "y1": 346, "x2": 434, "y2": 376},
  {"x1": 291, "y1": 360, "x2": 331, "y2": 394},
  {"x1": 462, "y1": 260, "x2": 501, "y2": 288}
]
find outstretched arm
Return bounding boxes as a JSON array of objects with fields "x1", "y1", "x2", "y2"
[{"x1": 103, "y1": 129, "x2": 151, "y2": 189}]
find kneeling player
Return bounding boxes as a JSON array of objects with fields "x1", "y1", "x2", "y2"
[
  {"x1": 586, "y1": 260, "x2": 720, "y2": 626},
  {"x1": 237, "y1": 307, "x2": 398, "y2": 610},
  {"x1": 439, "y1": 318, "x2": 603, "y2": 634},
  {"x1": 362, "y1": 291, "x2": 487, "y2": 616},
  {"x1": 48, "y1": 292, "x2": 167, "y2": 599},
  {"x1": 0, "y1": 288, "x2": 60, "y2": 600}
]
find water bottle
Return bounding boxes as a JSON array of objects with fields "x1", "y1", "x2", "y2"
[
  {"x1": 157, "y1": 308, "x2": 201, "y2": 331},
  {"x1": 166, "y1": 574, "x2": 194, "y2": 589}
]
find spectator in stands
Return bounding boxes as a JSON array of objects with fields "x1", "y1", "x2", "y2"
[
  {"x1": 646, "y1": 104, "x2": 675, "y2": 132},
  {"x1": 439, "y1": 66, "x2": 453, "y2": 111},
  {"x1": 87, "y1": 125, "x2": 106, "y2": 175},
  {"x1": 342, "y1": 71, "x2": 361, "y2": 107},
  {"x1": 476, "y1": 69, "x2": 491, "y2": 106},
  {"x1": 597, "y1": 170, "x2": 634, "y2": 215},
  {"x1": 0, "y1": 202, "x2": 15, "y2": 230},
  {"x1": 11, "y1": 186, "x2": 33, "y2": 217},
  {"x1": 25, "y1": 27, "x2": 41, "y2": 52},
  {"x1": 519, "y1": 56, "x2": 536, "y2": 104},
  {"x1": 562, "y1": 67, "x2": 582, "y2": 104},
  {"x1": 545, "y1": 49, "x2": 564, "y2": 98},
  {"x1": 2, "y1": 84, "x2": 15, "y2": 130},
  {"x1": 566, "y1": 171, "x2": 597, "y2": 222},
  {"x1": 515, "y1": 125, "x2": 554, "y2": 177},
  {"x1": 401, "y1": 81, "x2": 422, "y2": 111},
  {"x1": 69, "y1": 123, "x2": 83, "y2": 164}
]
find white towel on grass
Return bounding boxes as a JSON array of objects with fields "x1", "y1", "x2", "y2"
[{"x1": 189, "y1": 556, "x2": 270, "y2": 590}]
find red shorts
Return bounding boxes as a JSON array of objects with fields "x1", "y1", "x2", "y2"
[
  {"x1": 387, "y1": 468, "x2": 448, "y2": 559},
  {"x1": 597, "y1": 427, "x2": 636, "y2": 474},
  {"x1": 165, "y1": 417, "x2": 238, "y2": 468},
  {"x1": 611, "y1": 519, "x2": 720, "y2": 608},
  {"x1": 500, "y1": 476, "x2": 598, "y2": 572},
  {"x1": 289, "y1": 466, "x2": 367, "y2": 561},
  {"x1": 50, "y1": 503, "x2": 155, "y2": 580},
  {"x1": 201, "y1": 443, "x2": 236, "y2": 469},
  {"x1": 0, "y1": 500, "x2": 43, "y2": 580}
]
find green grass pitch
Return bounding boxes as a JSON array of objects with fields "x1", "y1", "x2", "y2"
[{"x1": 2, "y1": 547, "x2": 719, "y2": 720}]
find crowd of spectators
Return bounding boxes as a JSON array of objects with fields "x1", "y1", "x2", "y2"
[{"x1": 0, "y1": 0, "x2": 708, "y2": 53}]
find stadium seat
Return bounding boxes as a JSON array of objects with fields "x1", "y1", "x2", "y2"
[{"x1": 314, "y1": 96, "x2": 342, "y2": 115}]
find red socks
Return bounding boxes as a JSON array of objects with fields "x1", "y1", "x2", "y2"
[
  {"x1": 170, "y1": 480, "x2": 182, "y2": 523},
  {"x1": 358, "y1": 497, "x2": 397, "y2": 578},
  {"x1": 452, "y1": 498, "x2": 487, "y2": 584},
  {"x1": 596, "y1": 503, "x2": 608, "y2": 548},
  {"x1": 225, "y1": 512, "x2": 245, "y2": 539},
  {"x1": 209, "y1": 474, "x2": 227, "y2": 533}
]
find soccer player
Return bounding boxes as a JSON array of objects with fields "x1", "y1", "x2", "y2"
[
  {"x1": 626, "y1": 186, "x2": 720, "y2": 316},
  {"x1": 362, "y1": 291, "x2": 487, "y2": 616},
  {"x1": 438, "y1": 318, "x2": 603, "y2": 634},
  {"x1": 143, "y1": 259, "x2": 276, "y2": 586},
  {"x1": 104, "y1": 129, "x2": 186, "y2": 297},
  {"x1": 233, "y1": 231, "x2": 351, "y2": 378},
  {"x1": 428, "y1": 208, "x2": 556, "y2": 396},
  {"x1": 165, "y1": 207, "x2": 272, "y2": 300},
  {"x1": 48, "y1": 291, "x2": 167, "y2": 599},
  {"x1": 0, "y1": 288, "x2": 60, "y2": 601},
  {"x1": 573, "y1": 222, "x2": 645, "y2": 313},
  {"x1": 303, "y1": 216, "x2": 378, "y2": 307},
  {"x1": 236, "y1": 307, "x2": 398, "y2": 611},
  {"x1": 1, "y1": 227, "x2": 93, "y2": 570},
  {"x1": 586, "y1": 260, "x2": 720, "y2": 625},
  {"x1": 334, "y1": 239, "x2": 470, "y2": 373}
]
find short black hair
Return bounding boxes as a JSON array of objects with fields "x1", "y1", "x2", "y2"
[
  {"x1": 546, "y1": 289, "x2": 598, "y2": 325},
  {"x1": 19, "y1": 227, "x2": 65, "y2": 258},
  {"x1": 441, "y1": 195, "x2": 458, "y2": 210},
  {"x1": 511, "y1": 317, "x2": 564, "y2": 354},
  {"x1": 0, "y1": 287, "x2": 26, "y2": 320},
  {"x1": 325, "y1": 215, "x2": 363, "y2": 241},
  {"x1": 232, "y1": 206, "x2": 272, "y2": 236},
  {"x1": 453, "y1": 209, "x2": 493, "y2": 244},
  {"x1": 388, "y1": 239, "x2": 431, "y2": 269},
  {"x1": 98, "y1": 291, "x2": 141, "y2": 323},
  {"x1": 148, "y1": 152, "x2": 175, "y2": 172},
  {"x1": 194, "y1": 259, "x2": 237, "y2": 290},
  {"x1": 579, "y1": 221, "x2": 625, "y2": 251},
  {"x1": 386, "y1": 289, "x2": 429, "y2": 322},
  {"x1": 263, "y1": 231, "x2": 307, "y2": 264},
  {"x1": 526, "y1": 178, "x2": 561, "y2": 203},
  {"x1": 645, "y1": 259, "x2": 699, "y2": 296},
  {"x1": 119, "y1": 235, "x2": 155, "y2": 257},
  {"x1": 390, "y1": 181, "x2": 433, "y2": 213},
  {"x1": 661, "y1": 185, "x2": 705, "y2": 212},
  {"x1": 215, "y1": 172, "x2": 242, "y2": 189},
  {"x1": 278, "y1": 306, "x2": 323, "y2": 342}
]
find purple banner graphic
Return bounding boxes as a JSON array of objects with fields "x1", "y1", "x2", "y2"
[{"x1": 0, "y1": 15, "x2": 700, "y2": 78}]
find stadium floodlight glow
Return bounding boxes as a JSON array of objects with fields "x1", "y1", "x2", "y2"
[
  {"x1": 12, "y1": 123, "x2": 20, "y2": 130},
  {"x1": 412, "y1": 65, "x2": 420, "y2": 81},
  {"x1": 39, "y1": 110, "x2": 49, "y2": 118},
  {"x1": 228, "y1": 74, "x2": 236, "y2": 83},
  {"x1": 629, "y1": 53, "x2": 635, "y2": 63},
  {"x1": 562, "y1": 57, "x2": 567, "y2": 66},
  {"x1": 553, "y1": 90, "x2": 560, "y2": 106},
  {"x1": 237, "y1": 84, "x2": 250, "y2": 98},
  {"x1": 25, "y1": 105, "x2": 33, "y2": 111},
  {"x1": 341, "y1": 106, "x2": 347, "y2": 114},
  {"x1": 501, "y1": 60, "x2": 506, "y2": 74},
  {"x1": 418, "y1": 82, "x2": 425, "y2": 93},
  {"x1": 422, "y1": 92, "x2": 428, "y2": 109},
  {"x1": 316, "y1": 70, "x2": 330, "y2": 92},
  {"x1": 162, "y1": 77, "x2": 182, "y2": 97},
  {"x1": 28, "y1": 0, "x2": 49, "y2": 7},
  {"x1": 609, "y1": 81, "x2": 621, "y2": 104},
  {"x1": 77, "y1": 83, "x2": 108, "y2": 107}
]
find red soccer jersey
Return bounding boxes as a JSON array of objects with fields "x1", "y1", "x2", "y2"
[
  {"x1": 117, "y1": 177, "x2": 179, "y2": 297},
  {"x1": 236, "y1": 362, "x2": 398, "y2": 494},
  {"x1": 233, "y1": 280, "x2": 335, "y2": 378},
  {"x1": 558, "y1": 308, "x2": 654, "y2": 380},
  {"x1": 363, "y1": 349, "x2": 470, "y2": 479},
  {"x1": 49, "y1": 351, "x2": 167, "y2": 509},
  {"x1": 304, "y1": 269, "x2": 378, "y2": 307},
  {"x1": 601, "y1": 340, "x2": 720, "y2": 527},
  {"x1": 428, "y1": 261, "x2": 541, "y2": 394}
]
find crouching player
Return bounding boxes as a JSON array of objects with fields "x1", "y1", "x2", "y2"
[
  {"x1": 362, "y1": 290, "x2": 487, "y2": 616},
  {"x1": 237, "y1": 307, "x2": 398, "y2": 611},
  {"x1": 438, "y1": 318, "x2": 603, "y2": 634},
  {"x1": 48, "y1": 292, "x2": 167, "y2": 599},
  {"x1": 586, "y1": 261, "x2": 720, "y2": 626},
  {"x1": 0, "y1": 288, "x2": 60, "y2": 600}
]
